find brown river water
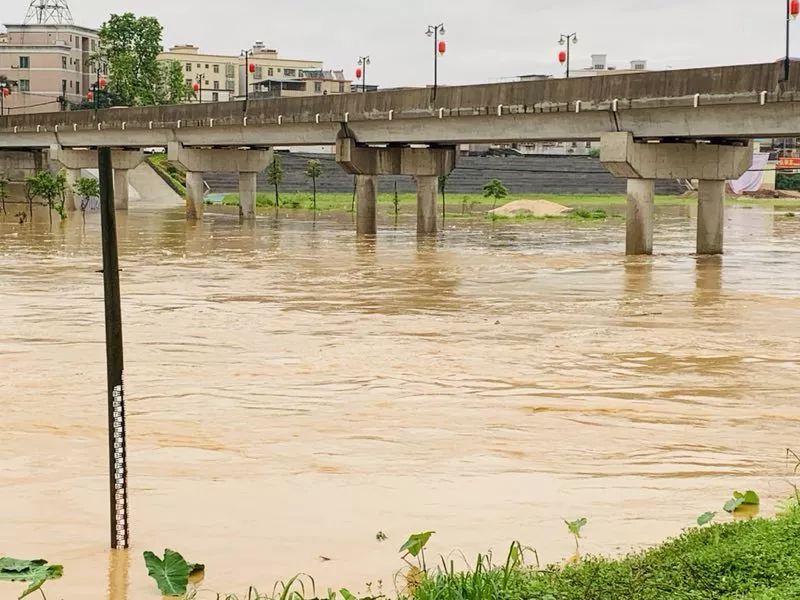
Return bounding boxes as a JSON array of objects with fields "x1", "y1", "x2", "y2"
[{"x1": 2, "y1": 202, "x2": 800, "y2": 599}]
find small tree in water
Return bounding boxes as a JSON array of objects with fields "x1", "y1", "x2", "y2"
[
  {"x1": 438, "y1": 175, "x2": 449, "y2": 221},
  {"x1": 0, "y1": 173, "x2": 9, "y2": 214},
  {"x1": 305, "y1": 159, "x2": 322, "y2": 210},
  {"x1": 483, "y1": 178, "x2": 508, "y2": 210},
  {"x1": 266, "y1": 154, "x2": 284, "y2": 213},
  {"x1": 27, "y1": 170, "x2": 68, "y2": 224},
  {"x1": 75, "y1": 177, "x2": 100, "y2": 215}
]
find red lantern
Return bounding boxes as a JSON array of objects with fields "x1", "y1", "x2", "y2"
[
  {"x1": 355, "y1": 67, "x2": 363, "y2": 79},
  {"x1": 249, "y1": 62, "x2": 256, "y2": 73},
  {"x1": 559, "y1": 50, "x2": 567, "y2": 64},
  {"x1": 2, "y1": 88, "x2": 9, "y2": 97},
  {"x1": 792, "y1": 0, "x2": 800, "y2": 18},
  {"x1": 99, "y1": 78, "x2": 107, "y2": 89},
  {"x1": 438, "y1": 40, "x2": 446, "y2": 55},
  {"x1": 192, "y1": 82, "x2": 200, "y2": 92},
  {"x1": 87, "y1": 91, "x2": 93, "y2": 100}
]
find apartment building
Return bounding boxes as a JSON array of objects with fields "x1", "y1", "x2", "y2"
[
  {"x1": 0, "y1": 22, "x2": 102, "y2": 114},
  {"x1": 252, "y1": 69, "x2": 351, "y2": 98},
  {"x1": 157, "y1": 41, "x2": 347, "y2": 103}
]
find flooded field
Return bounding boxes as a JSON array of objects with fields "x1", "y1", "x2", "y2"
[{"x1": 2, "y1": 203, "x2": 800, "y2": 599}]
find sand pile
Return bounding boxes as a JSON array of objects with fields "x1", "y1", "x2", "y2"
[{"x1": 490, "y1": 199, "x2": 572, "y2": 217}]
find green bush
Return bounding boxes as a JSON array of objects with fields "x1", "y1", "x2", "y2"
[{"x1": 777, "y1": 173, "x2": 800, "y2": 191}]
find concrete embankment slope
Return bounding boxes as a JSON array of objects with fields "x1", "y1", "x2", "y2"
[
  {"x1": 203, "y1": 154, "x2": 685, "y2": 196},
  {"x1": 127, "y1": 161, "x2": 183, "y2": 208}
]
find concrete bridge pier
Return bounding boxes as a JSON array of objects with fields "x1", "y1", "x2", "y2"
[
  {"x1": 49, "y1": 146, "x2": 144, "y2": 211},
  {"x1": 336, "y1": 137, "x2": 456, "y2": 236},
  {"x1": 355, "y1": 175, "x2": 378, "y2": 235},
  {"x1": 415, "y1": 176, "x2": 439, "y2": 234},
  {"x1": 625, "y1": 179, "x2": 656, "y2": 255},
  {"x1": 168, "y1": 143, "x2": 272, "y2": 220},
  {"x1": 697, "y1": 180, "x2": 725, "y2": 255},
  {"x1": 601, "y1": 132, "x2": 752, "y2": 255}
]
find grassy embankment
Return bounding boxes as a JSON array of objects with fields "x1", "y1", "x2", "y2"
[{"x1": 200, "y1": 502, "x2": 800, "y2": 600}]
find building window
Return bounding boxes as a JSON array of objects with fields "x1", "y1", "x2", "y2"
[
  {"x1": 19, "y1": 56, "x2": 30, "y2": 68},
  {"x1": 213, "y1": 64, "x2": 219, "y2": 74},
  {"x1": 225, "y1": 64, "x2": 235, "y2": 78},
  {"x1": 339, "y1": 82, "x2": 345, "y2": 93},
  {"x1": 62, "y1": 56, "x2": 67, "y2": 69},
  {"x1": 213, "y1": 81, "x2": 220, "y2": 89},
  {"x1": 314, "y1": 82, "x2": 322, "y2": 93},
  {"x1": 69, "y1": 35, "x2": 73, "y2": 42},
  {"x1": 76, "y1": 81, "x2": 80, "y2": 94},
  {"x1": 19, "y1": 79, "x2": 30, "y2": 91},
  {"x1": 268, "y1": 67, "x2": 273, "y2": 76},
  {"x1": 186, "y1": 63, "x2": 192, "y2": 72},
  {"x1": 254, "y1": 66, "x2": 263, "y2": 79},
  {"x1": 225, "y1": 79, "x2": 235, "y2": 90},
  {"x1": 284, "y1": 68, "x2": 296, "y2": 77},
  {"x1": 205, "y1": 64, "x2": 209, "y2": 69},
  {"x1": 75, "y1": 38, "x2": 80, "y2": 49},
  {"x1": 61, "y1": 79, "x2": 67, "y2": 92},
  {"x1": 212, "y1": 92, "x2": 219, "y2": 102},
  {"x1": 196, "y1": 63, "x2": 201, "y2": 68},
  {"x1": 185, "y1": 78, "x2": 192, "y2": 86},
  {"x1": 68, "y1": 80, "x2": 72, "y2": 89},
  {"x1": 91, "y1": 40, "x2": 96, "y2": 51}
]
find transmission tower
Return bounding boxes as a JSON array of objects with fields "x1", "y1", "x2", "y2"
[{"x1": 24, "y1": 0, "x2": 74, "y2": 25}]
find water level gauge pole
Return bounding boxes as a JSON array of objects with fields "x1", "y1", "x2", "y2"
[{"x1": 98, "y1": 147, "x2": 129, "y2": 549}]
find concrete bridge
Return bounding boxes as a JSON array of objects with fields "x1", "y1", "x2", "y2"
[{"x1": 1, "y1": 62, "x2": 798, "y2": 254}]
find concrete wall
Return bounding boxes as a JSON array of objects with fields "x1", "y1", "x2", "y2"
[{"x1": 203, "y1": 153, "x2": 684, "y2": 196}]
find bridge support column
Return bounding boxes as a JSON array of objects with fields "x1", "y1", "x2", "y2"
[
  {"x1": 416, "y1": 175, "x2": 438, "y2": 235},
  {"x1": 63, "y1": 168, "x2": 81, "y2": 211},
  {"x1": 185, "y1": 172, "x2": 205, "y2": 220},
  {"x1": 336, "y1": 138, "x2": 455, "y2": 237},
  {"x1": 239, "y1": 171, "x2": 258, "y2": 219},
  {"x1": 168, "y1": 142, "x2": 272, "y2": 221},
  {"x1": 49, "y1": 146, "x2": 143, "y2": 211},
  {"x1": 356, "y1": 175, "x2": 378, "y2": 235},
  {"x1": 601, "y1": 132, "x2": 752, "y2": 255},
  {"x1": 625, "y1": 179, "x2": 655, "y2": 255},
  {"x1": 697, "y1": 180, "x2": 725, "y2": 255}
]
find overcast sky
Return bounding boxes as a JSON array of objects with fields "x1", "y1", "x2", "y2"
[{"x1": 7, "y1": 0, "x2": 795, "y2": 87}]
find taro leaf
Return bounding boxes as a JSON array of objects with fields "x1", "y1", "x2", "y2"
[
  {"x1": 340, "y1": 589, "x2": 358, "y2": 600},
  {"x1": 733, "y1": 490, "x2": 760, "y2": 506},
  {"x1": 399, "y1": 531, "x2": 435, "y2": 557},
  {"x1": 143, "y1": 549, "x2": 192, "y2": 597},
  {"x1": 724, "y1": 496, "x2": 746, "y2": 513},
  {"x1": 0, "y1": 558, "x2": 63, "y2": 600},
  {"x1": 697, "y1": 512, "x2": 717, "y2": 526},
  {"x1": 566, "y1": 518, "x2": 588, "y2": 538}
]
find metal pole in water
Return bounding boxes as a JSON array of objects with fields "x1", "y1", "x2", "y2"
[{"x1": 98, "y1": 147, "x2": 129, "y2": 550}]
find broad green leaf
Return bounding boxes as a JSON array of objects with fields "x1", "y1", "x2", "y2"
[
  {"x1": 399, "y1": 531, "x2": 435, "y2": 557},
  {"x1": 340, "y1": 588, "x2": 357, "y2": 600},
  {"x1": 697, "y1": 512, "x2": 717, "y2": 526},
  {"x1": 724, "y1": 497, "x2": 746, "y2": 513},
  {"x1": 0, "y1": 558, "x2": 63, "y2": 600},
  {"x1": 733, "y1": 490, "x2": 760, "y2": 506},
  {"x1": 143, "y1": 549, "x2": 192, "y2": 597},
  {"x1": 565, "y1": 518, "x2": 588, "y2": 538}
]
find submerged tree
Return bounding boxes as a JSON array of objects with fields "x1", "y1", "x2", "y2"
[
  {"x1": 266, "y1": 154, "x2": 284, "y2": 213},
  {"x1": 27, "y1": 170, "x2": 67, "y2": 224},
  {"x1": 75, "y1": 177, "x2": 101, "y2": 214},
  {"x1": 438, "y1": 174, "x2": 449, "y2": 221},
  {"x1": 0, "y1": 173, "x2": 9, "y2": 214},
  {"x1": 483, "y1": 178, "x2": 509, "y2": 210},
  {"x1": 305, "y1": 159, "x2": 322, "y2": 210}
]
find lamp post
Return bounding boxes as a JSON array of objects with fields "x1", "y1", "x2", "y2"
[
  {"x1": 558, "y1": 32, "x2": 578, "y2": 78},
  {"x1": 194, "y1": 74, "x2": 203, "y2": 104},
  {"x1": 425, "y1": 22, "x2": 446, "y2": 99},
  {"x1": 89, "y1": 76, "x2": 108, "y2": 111},
  {"x1": 0, "y1": 83, "x2": 9, "y2": 116},
  {"x1": 786, "y1": 0, "x2": 800, "y2": 81},
  {"x1": 241, "y1": 49, "x2": 255, "y2": 112},
  {"x1": 356, "y1": 56, "x2": 370, "y2": 93}
]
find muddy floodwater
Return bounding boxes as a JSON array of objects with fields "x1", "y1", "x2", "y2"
[{"x1": 2, "y1": 203, "x2": 800, "y2": 599}]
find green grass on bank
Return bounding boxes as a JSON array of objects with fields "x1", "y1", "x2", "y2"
[
  {"x1": 219, "y1": 191, "x2": 800, "y2": 215},
  {"x1": 405, "y1": 504, "x2": 800, "y2": 600}
]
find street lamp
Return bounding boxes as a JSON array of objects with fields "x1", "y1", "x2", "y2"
[
  {"x1": 785, "y1": 0, "x2": 800, "y2": 81},
  {"x1": 0, "y1": 83, "x2": 9, "y2": 116},
  {"x1": 194, "y1": 74, "x2": 203, "y2": 104},
  {"x1": 357, "y1": 56, "x2": 370, "y2": 93},
  {"x1": 558, "y1": 32, "x2": 578, "y2": 78},
  {"x1": 426, "y1": 22, "x2": 446, "y2": 99},
  {"x1": 240, "y1": 49, "x2": 256, "y2": 112}
]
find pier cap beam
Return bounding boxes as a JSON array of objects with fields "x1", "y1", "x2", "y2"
[
  {"x1": 336, "y1": 138, "x2": 456, "y2": 176},
  {"x1": 600, "y1": 132, "x2": 753, "y2": 181},
  {"x1": 167, "y1": 142, "x2": 272, "y2": 173}
]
